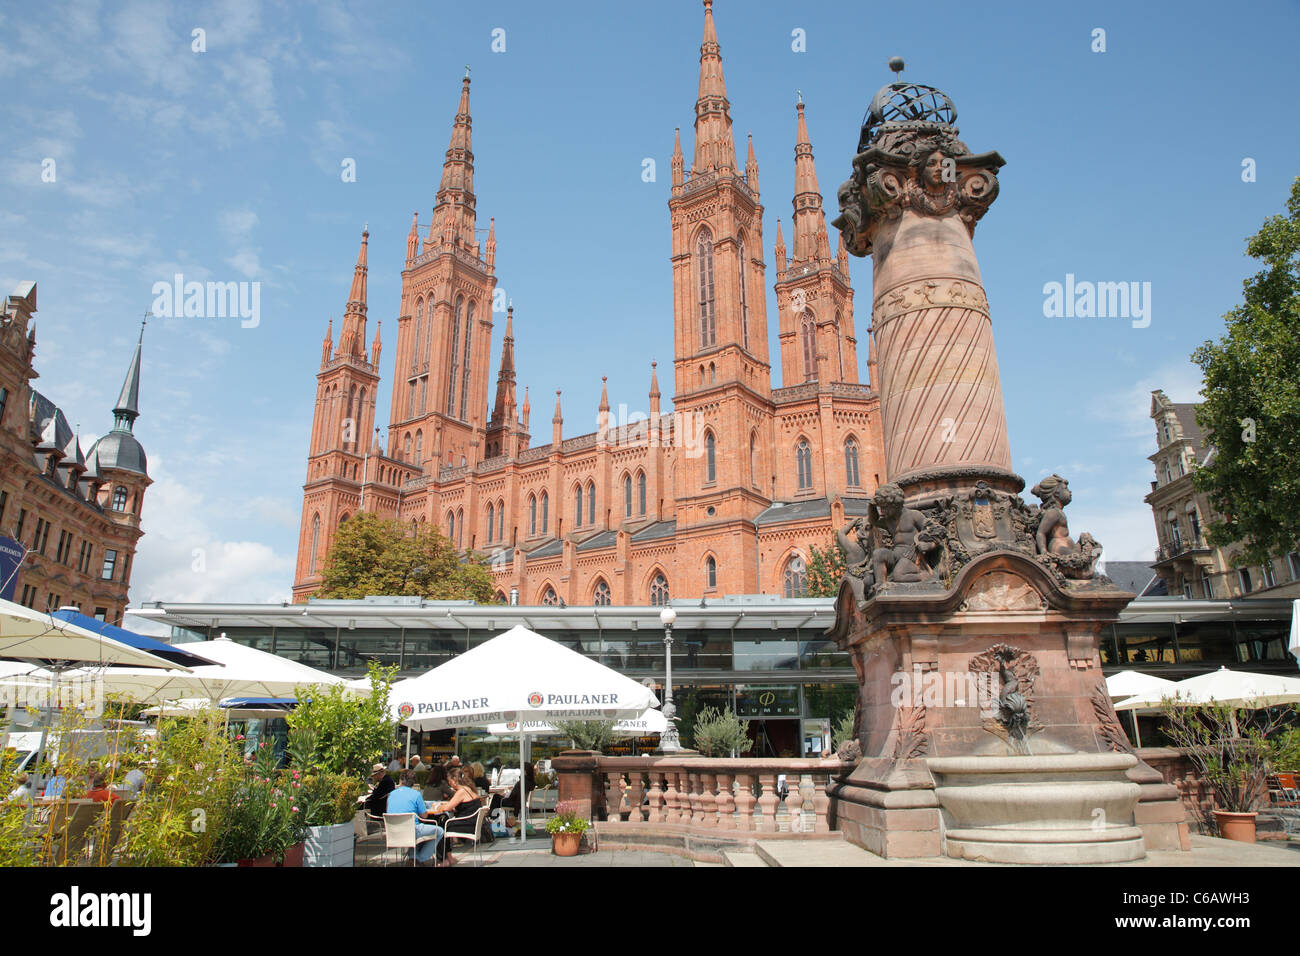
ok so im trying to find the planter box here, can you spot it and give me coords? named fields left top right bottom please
left=304, top=822, right=355, bottom=867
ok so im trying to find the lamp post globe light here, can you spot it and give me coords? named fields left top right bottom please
left=658, top=606, right=680, bottom=752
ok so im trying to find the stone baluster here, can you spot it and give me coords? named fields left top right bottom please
left=687, top=770, right=703, bottom=825
left=646, top=771, right=664, bottom=824
left=756, top=772, right=779, bottom=833
left=604, top=771, right=623, bottom=822
left=698, top=771, right=717, bottom=828
left=811, top=771, right=831, bottom=833
left=784, top=773, right=805, bottom=832
left=627, top=771, right=645, bottom=823
left=661, top=770, right=680, bottom=824
left=733, top=773, right=755, bottom=831
left=714, top=772, right=735, bottom=830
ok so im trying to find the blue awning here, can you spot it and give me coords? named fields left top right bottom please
left=219, top=697, right=299, bottom=710
left=50, top=609, right=216, bottom=668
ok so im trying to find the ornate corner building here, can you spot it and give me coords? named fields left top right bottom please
left=1145, top=389, right=1300, bottom=599
left=292, top=1, right=884, bottom=606
left=0, top=282, right=151, bottom=622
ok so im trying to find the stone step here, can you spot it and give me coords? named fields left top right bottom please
left=722, top=850, right=769, bottom=867
left=755, top=839, right=892, bottom=867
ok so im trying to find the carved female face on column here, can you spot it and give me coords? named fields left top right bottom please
left=923, top=151, right=946, bottom=188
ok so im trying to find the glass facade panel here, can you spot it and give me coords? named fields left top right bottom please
left=1172, top=620, right=1234, bottom=664
left=733, top=635, right=799, bottom=671
left=401, top=629, right=467, bottom=674
left=598, top=636, right=664, bottom=671
left=1114, top=622, right=1176, bottom=665
left=227, top=629, right=274, bottom=654
left=1234, top=621, right=1290, bottom=663
left=734, top=685, right=800, bottom=718
left=273, top=629, right=335, bottom=669
left=335, top=629, right=402, bottom=673
left=673, top=628, right=731, bottom=670
left=802, top=682, right=857, bottom=722
left=800, top=637, right=850, bottom=669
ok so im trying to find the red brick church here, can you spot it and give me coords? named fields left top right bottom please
left=293, top=1, right=884, bottom=606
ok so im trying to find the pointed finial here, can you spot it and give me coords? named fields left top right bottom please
left=796, top=88, right=803, bottom=105
left=464, top=64, right=471, bottom=80
left=363, top=221, right=369, bottom=234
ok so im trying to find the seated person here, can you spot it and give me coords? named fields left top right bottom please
left=86, top=772, right=121, bottom=803
left=500, top=761, right=536, bottom=814
left=386, top=769, right=444, bottom=866
left=42, top=766, right=68, bottom=800
left=8, top=772, right=32, bottom=802
left=363, top=763, right=395, bottom=819
left=469, top=761, right=489, bottom=793
left=431, top=768, right=483, bottom=859
left=423, top=764, right=453, bottom=802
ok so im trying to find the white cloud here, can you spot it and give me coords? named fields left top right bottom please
left=130, top=461, right=294, bottom=604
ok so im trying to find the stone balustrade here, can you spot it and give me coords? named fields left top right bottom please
left=569, top=756, right=846, bottom=835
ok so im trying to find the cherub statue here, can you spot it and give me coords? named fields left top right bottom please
left=1030, top=474, right=1075, bottom=556
left=869, top=483, right=940, bottom=585
left=836, top=516, right=875, bottom=606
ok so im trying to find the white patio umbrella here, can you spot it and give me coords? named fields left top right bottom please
left=394, top=625, right=658, bottom=844
left=1289, top=599, right=1300, bottom=665
left=1114, top=666, right=1300, bottom=711
left=0, top=598, right=183, bottom=670
left=45, top=635, right=343, bottom=704
left=1105, top=670, right=1178, bottom=702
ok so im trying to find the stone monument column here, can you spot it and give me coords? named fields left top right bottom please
left=835, top=80, right=1017, bottom=499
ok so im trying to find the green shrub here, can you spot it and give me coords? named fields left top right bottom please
left=691, top=706, right=753, bottom=757
left=552, top=719, right=617, bottom=753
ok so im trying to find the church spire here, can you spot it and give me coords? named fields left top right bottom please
left=791, top=100, right=825, bottom=264
left=485, top=216, right=497, bottom=268
left=491, top=304, right=516, bottom=425
left=321, top=317, right=334, bottom=367
left=434, top=72, right=477, bottom=250
left=774, top=218, right=787, bottom=274
left=745, top=132, right=759, bottom=193
left=552, top=389, right=563, bottom=446
left=371, top=319, right=382, bottom=369
left=671, top=127, right=684, bottom=193
left=112, top=319, right=145, bottom=432
left=649, top=361, right=660, bottom=417
left=406, top=211, right=419, bottom=262
left=336, top=227, right=369, bottom=359
left=691, top=0, right=736, bottom=174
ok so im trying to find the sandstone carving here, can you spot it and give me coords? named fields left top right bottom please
left=969, top=644, right=1042, bottom=749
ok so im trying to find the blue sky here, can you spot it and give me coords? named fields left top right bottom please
left=3, top=0, right=1297, bottom=605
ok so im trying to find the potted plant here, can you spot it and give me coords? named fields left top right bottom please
left=215, top=741, right=298, bottom=866
left=691, top=706, right=754, bottom=758
left=1160, top=698, right=1294, bottom=843
left=544, top=800, right=591, bottom=857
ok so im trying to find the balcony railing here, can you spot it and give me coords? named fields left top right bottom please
left=1154, top=538, right=1208, bottom=563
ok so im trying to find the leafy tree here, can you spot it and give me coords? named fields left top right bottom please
left=691, top=706, right=753, bottom=757
left=317, top=512, right=494, bottom=601
left=806, top=537, right=847, bottom=597
left=286, top=661, right=397, bottom=779
left=1191, top=176, right=1300, bottom=566
left=552, top=719, right=617, bottom=752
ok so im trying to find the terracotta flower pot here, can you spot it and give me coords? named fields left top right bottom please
left=1212, top=810, right=1257, bottom=844
left=552, top=831, right=582, bottom=857
left=280, top=841, right=305, bottom=867
left=236, top=852, right=277, bottom=867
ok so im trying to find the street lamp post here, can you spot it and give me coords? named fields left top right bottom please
left=658, top=606, right=680, bottom=752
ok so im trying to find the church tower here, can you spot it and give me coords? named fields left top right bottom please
left=669, top=0, right=773, bottom=548
left=389, top=73, right=498, bottom=476
left=773, top=99, right=858, bottom=386
left=293, top=229, right=380, bottom=597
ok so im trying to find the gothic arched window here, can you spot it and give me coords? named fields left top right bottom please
left=587, top=481, right=596, bottom=525
left=447, top=510, right=455, bottom=541
left=650, top=573, right=670, bottom=607
left=801, top=311, right=817, bottom=382
left=738, top=238, right=749, bottom=348
left=309, top=513, right=321, bottom=574
left=624, top=474, right=633, bottom=517
left=783, top=556, right=808, bottom=598
left=749, top=431, right=758, bottom=487
left=498, top=499, right=505, bottom=540
left=706, top=555, right=717, bottom=590
left=705, top=431, right=716, bottom=483
left=414, top=430, right=423, bottom=464
left=456, top=508, right=464, bottom=548
left=460, top=300, right=475, bottom=419
left=541, top=586, right=559, bottom=606
left=574, top=484, right=583, bottom=528
left=403, top=433, right=412, bottom=461
left=796, top=439, right=813, bottom=491
left=447, top=296, right=463, bottom=415
left=593, top=579, right=611, bottom=606
left=413, top=298, right=424, bottom=368
left=486, top=503, right=495, bottom=543
left=845, top=437, right=861, bottom=487
left=541, top=492, right=549, bottom=533
left=697, top=227, right=716, bottom=348
left=638, top=472, right=647, bottom=516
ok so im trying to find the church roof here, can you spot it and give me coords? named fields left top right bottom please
left=631, top=520, right=677, bottom=542
left=527, top=538, right=563, bottom=559
left=576, top=530, right=618, bottom=552
left=755, top=499, right=829, bottom=526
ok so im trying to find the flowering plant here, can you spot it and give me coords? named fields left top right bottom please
left=543, top=800, right=591, bottom=835
left=214, top=740, right=298, bottom=863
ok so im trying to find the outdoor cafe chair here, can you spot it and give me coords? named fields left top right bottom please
left=1269, top=773, right=1300, bottom=836
left=383, top=812, right=438, bottom=867
left=44, top=801, right=104, bottom=865
left=87, top=800, right=134, bottom=865
left=353, top=811, right=386, bottom=865
left=442, top=805, right=490, bottom=867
